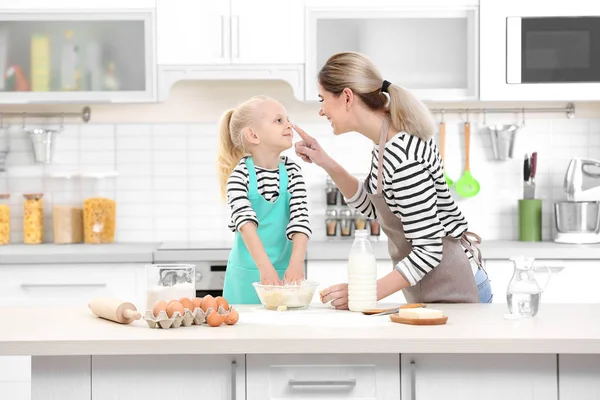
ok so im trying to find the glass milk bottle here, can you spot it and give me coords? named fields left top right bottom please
left=347, top=229, right=377, bottom=312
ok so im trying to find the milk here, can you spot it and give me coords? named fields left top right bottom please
left=347, top=230, right=377, bottom=312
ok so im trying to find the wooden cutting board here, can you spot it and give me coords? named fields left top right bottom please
left=361, top=303, right=426, bottom=315
left=389, top=314, right=448, bottom=325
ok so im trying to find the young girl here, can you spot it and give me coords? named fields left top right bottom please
left=217, top=95, right=312, bottom=304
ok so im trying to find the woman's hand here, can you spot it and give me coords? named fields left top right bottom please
left=293, top=124, right=333, bottom=169
left=320, top=283, right=349, bottom=310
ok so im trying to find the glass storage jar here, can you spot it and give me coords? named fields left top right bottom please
left=325, top=209, right=338, bottom=237
left=340, top=209, right=353, bottom=237
left=81, top=171, right=118, bottom=244
left=49, top=172, right=83, bottom=244
left=23, top=193, right=44, bottom=244
left=354, top=210, right=368, bottom=231
left=325, top=178, right=339, bottom=206
left=0, top=194, right=10, bottom=245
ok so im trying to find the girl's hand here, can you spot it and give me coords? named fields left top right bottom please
left=260, top=267, right=282, bottom=286
left=293, top=124, right=333, bottom=169
left=320, top=283, right=349, bottom=310
left=283, top=263, right=305, bottom=284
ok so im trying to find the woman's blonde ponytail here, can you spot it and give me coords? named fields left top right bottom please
left=387, top=84, right=436, bottom=141
left=217, top=109, right=245, bottom=201
left=318, top=51, right=436, bottom=141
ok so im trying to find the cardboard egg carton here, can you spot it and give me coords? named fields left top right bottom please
left=143, top=306, right=231, bottom=329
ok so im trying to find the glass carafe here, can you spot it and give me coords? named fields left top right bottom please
left=507, top=256, right=551, bottom=317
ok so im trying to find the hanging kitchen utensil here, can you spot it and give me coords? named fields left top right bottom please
left=530, top=152, right=537, bottom=198
left=439, top=118, right=454, bottom=187
left=455, top=118, right=480, bottom=198
left=523, top=153, right=534, bottom=199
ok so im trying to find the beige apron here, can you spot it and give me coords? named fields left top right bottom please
left=366, top=121, right=483, bottom=303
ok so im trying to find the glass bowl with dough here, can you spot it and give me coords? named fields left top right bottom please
left=252, top=280, right=319, bottom=310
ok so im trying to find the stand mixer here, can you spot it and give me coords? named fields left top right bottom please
left=554, top=158, right=600, bottom=244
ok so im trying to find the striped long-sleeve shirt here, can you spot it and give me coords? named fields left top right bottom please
left=226, top=156, right=312, bottom=240
left=345, top=132, right=473, bottom=286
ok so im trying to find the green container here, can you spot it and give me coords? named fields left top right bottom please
left=518, top=199, right=542, bottom=242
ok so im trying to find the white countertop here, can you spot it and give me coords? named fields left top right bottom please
left=2, top=303, right=600, bottom=356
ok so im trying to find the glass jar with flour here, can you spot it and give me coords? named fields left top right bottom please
left=145, top=264, right=196, bottom=311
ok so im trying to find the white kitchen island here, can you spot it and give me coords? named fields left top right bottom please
left=1, top=303, right=600, bottom=400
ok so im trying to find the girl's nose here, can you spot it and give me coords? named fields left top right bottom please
left=318, top=108, right=325, bottom=117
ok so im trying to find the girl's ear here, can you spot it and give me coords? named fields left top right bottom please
left=243, top=127, right=260, bottom=145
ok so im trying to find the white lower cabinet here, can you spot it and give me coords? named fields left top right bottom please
left=0, top=263, right=146, bottom=400
left=246, top=354, right=400, bottom=400
left=559, top=355, right=600, bottom=400
left=401, top=354, right=558, bottom=400
left=484, top=259, right=600, bottom=305
left=91, top=355, right=245, bottom=400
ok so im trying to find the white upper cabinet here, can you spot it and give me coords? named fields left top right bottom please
left=157, top=0, right=305, bottom=65
left=230, top=0, right=305, bottom=65
left=157, top=2, right=230, bottom=65
left=304, top=2, right=478, bottom=102
left=0, top=6, right=156, bottom=104
left=1, top=0, right=156, bottom=10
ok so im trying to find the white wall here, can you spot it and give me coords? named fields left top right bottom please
left=1, top=80, right=599, bottom=244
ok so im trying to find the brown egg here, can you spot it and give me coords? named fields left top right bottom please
left=152, top=300, right=168, bottom=318
left=206, top=310, right=225, bottom=327
left=224, top=309, right=239, bottom=325
left=201, top=295, right=217, bottom=313
left=168, top=299, right=179, bottom=305
left=191, top=297, right=203, bottom=310
left=216, top=296, right=229, bottom=311
left=166, top=301, right=184, bottom=318
left=179, top=297, right=194, bottom=311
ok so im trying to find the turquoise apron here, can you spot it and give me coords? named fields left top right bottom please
left=222, top=157, right=293, bottom=304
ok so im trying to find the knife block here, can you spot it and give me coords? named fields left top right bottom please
left=518, top=199, right=542, bottom=241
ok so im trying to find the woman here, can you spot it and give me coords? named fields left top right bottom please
left=294, top=51, right=493, bottom=309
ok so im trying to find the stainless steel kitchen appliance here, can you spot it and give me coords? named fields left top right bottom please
left=554, top=158, right=600, bottom=244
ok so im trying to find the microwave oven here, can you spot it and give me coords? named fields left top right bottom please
left=480, top=0, right=600, bottom=101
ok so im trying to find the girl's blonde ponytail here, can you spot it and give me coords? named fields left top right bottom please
left=217, top=109, right=245, bottom=201
left=216, top=95, right=272, bottom=201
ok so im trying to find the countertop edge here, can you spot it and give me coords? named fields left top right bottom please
left=2, top=240, right=600, bottom=265
left=2, top=339, right=600, bottom=356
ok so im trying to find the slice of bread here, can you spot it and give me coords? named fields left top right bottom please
left=397, top=308, right=444, bottom=319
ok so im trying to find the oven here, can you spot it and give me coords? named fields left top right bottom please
left=480, top=0, right=600, bottom=101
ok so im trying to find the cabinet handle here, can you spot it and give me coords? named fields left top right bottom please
left=288, top=379, right=356, bottom=387
left=220, top=15, right=226, bottom=58
left=231, top=360, right=237, bottom=400
left=410, top=360, right=416, bottom=400
left=21, top=283, right=107, bottom=289
left=232, top=15, right=240, bottom=59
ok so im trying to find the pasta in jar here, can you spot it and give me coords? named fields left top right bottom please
left=0, top=194, right=10, bottom=245
left=23, top=194, right=44, bottom=244
left=83, top=197, right=116, bottom=244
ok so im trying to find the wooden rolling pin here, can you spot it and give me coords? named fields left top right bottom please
left=88, top=297, right=142, bottom=324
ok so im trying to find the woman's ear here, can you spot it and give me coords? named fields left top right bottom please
left=342, top=88, right=354, bottom=111
left=243, top=127, right=260, bottom=145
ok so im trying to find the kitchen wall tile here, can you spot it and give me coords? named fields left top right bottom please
left=1, top=117, right=596, bottom=244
